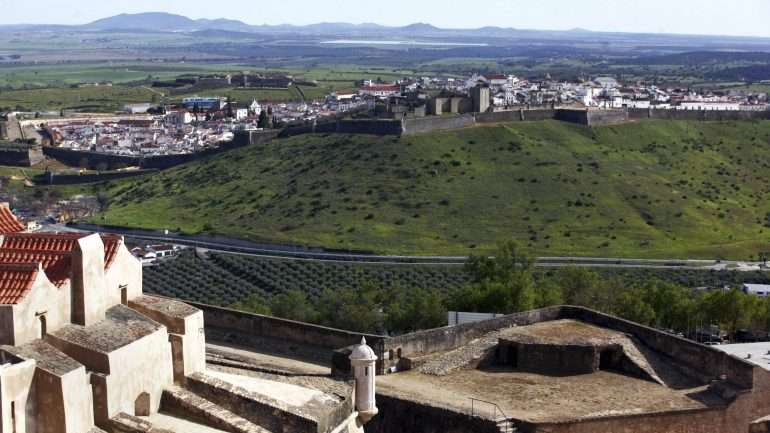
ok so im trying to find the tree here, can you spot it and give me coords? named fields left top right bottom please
left=258, top=110, right=269, bottom=129
left=385, top=286, right=446, bottom=334
left=231, top=294, right=271, bottom=316
left=270, top=289, right=317, bottom=323
left=455, top=240, right=536, bottom=314
left=314, top=284, right=384, bottom=334
left=555, top=267, right=600, bottom=306
left=616, top=291, right=656, bottom=326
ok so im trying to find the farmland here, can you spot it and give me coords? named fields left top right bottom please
left=141, top=249, right=770, bottom=319
left=143, top=250, right=470, bottom=306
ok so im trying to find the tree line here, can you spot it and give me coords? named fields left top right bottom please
left=231, top=240, right=770, bottom=338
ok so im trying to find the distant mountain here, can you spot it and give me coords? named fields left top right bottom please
left=85, top=12, right=200, bottom=31
left=3, top=12, right=768, bottom=43
left=84, top=12, right=254, bottom=32
left=195, top=18, right=255, bottom=33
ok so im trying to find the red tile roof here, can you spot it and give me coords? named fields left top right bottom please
left=0, top=233, right=125, bottom=299
left=0, top=250, right=70, bottom=287
left=0, top=204, right=25, bottom=234
left=0, top=233, right=122, bottom=270
left=0, top=263, right=39, bottom=305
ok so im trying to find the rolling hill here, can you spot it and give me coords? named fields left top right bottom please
left=90, top=120, right=770, bottom=259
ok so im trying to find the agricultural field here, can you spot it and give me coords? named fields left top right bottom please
left=0, top=85, right=158, bottom=112
left=89, top=119, right=770, bottom=259
left=143, top=250, right=470, bottom=306
left=141, top=249, right=770, bottom=310
left=0, top=63, right=411, bottom=110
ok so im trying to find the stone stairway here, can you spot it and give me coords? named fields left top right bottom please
left=496, top=419, right=517, bottom=433
left=161, top=386, right=272, bottom=433
left=108, top=412, right=175, bottom=433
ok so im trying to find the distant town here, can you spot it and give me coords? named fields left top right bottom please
left=2, top=72, right=768, bottom=158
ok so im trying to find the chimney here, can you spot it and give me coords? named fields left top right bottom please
left=71, top=234, right=106, bottom=326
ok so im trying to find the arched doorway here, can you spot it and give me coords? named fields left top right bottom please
left=134, top=392, right=150, bottom=416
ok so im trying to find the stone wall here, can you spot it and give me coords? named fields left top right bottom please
left=629, top=108, right=770, bottom=122
left=336, top=120, right=403, bottom=135
left=186, top=373, right=320, bottom=433
left=519, top=406, right=735, bottom=433
left=187, top=302, right=387, bottom=362
left=563, top=306, right=755, bottom=389
left=0, top=144, right=43, bottom=167
left=402, top=115, right=476, bottom=135
left=35, top=169, right=158, bottom=185
left=383, top=307, right=563, bottom=370
left=365, top=394, right=499, bottom=433
left=555, top=109, right=629, bottom=126
left=42, top=130, right=279, bottom=171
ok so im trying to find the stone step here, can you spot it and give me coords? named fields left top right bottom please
left=161, top=386, right=272, bottom=433
left=108, top=412, right=175, bottom=433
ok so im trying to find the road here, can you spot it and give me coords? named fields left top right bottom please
left=60, top=223, right=765, bottom=271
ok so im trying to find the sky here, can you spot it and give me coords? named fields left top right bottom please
left=0, top=0, right=769, bottom=38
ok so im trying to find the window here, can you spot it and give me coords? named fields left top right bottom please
left=364, top=367, right=368, bottom=377
left=120, top=284, right=128, bottom=305
left=39, top=315, right=47, bottom=339
left=11, top=401, right=17, bottom=433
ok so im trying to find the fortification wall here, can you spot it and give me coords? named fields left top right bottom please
left=0, top=146, right=42, bottom=167
left=520, top=406, right=736, bottom=433
left=365, top=393, right=499, bottom=433
left=402, top=114, right=475, bottom=135
left=587, top=109, right=629, bottom=126
left=336, top=119, right=403, bottom=135
left=629, top=109, right=770, bottom=122
left=563, top=306, right=755, bottom=389
left=384, top=307, right=562, bottom=360
left=35, top=169, right=158, bottom=185
left=42, top=130, right=279, bottom=171
left=42, top=147, right=141, bottom=170
left=186, top=301, right=387, bottom=360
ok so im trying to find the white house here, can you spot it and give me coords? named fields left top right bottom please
left=743, top=284, right=770, bottom=297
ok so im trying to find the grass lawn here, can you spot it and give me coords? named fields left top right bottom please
left=84, top=119, right=770, bottom=260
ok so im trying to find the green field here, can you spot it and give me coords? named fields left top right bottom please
left=88, top=119, right=770, bottom=259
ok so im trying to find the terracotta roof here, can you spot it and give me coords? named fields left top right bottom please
left=0, top=233, right=124, bottom=292
left=0, top=250, right=71, bottom=287
left=0, top=263, right=40, bottom=305
left=0, top=204, right=25, bottom=234
left=0, top=233, right=123, bottom=270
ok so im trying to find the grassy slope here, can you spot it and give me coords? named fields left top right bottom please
left=91, top=120, right=770, bottom=259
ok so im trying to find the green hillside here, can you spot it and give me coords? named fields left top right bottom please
left=91, top=120, right=770, bottom=259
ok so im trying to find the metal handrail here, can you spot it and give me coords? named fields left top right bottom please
left=470, top=398, right=513, bottom=432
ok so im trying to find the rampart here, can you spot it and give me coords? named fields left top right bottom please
left=0, top=143, right=43, bottom=167
left=365, top=394, right=499, bottom=433
left=34, top=169, right=158, bottom=185
left=185, top=301, right=387, bottom=363
left=42, top=130, right=279, bottom=171
left=402, top=114, right=476, bottom=135
left=629, top=108, right=770, bottom=122
left=561, top=306, right=756, bottom=389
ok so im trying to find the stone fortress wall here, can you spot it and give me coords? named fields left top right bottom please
left=188, top=302, right=770, bottom=433
left=10, top=108, right=770, bottom=170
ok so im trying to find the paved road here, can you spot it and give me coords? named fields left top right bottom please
left=61, top=223, right=766, bottom=271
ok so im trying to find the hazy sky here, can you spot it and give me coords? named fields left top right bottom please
left=1, top=0, right=769, bottom=37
